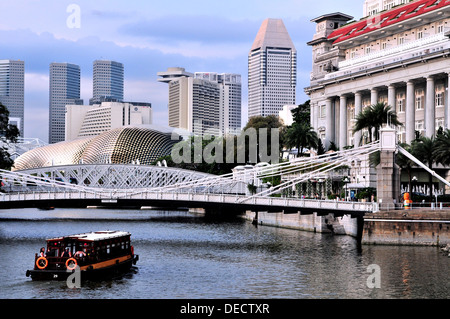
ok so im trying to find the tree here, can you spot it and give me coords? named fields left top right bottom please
left=0, top=103, right=20, bottom=170
left=285, top=101, right=319, bottom=157
left=285, top=122, right=319, bottom=157
left=243, top=115, right=284, bottom=163
left=433, top=128, right=450, bottom=166
left=353, top=102, right=402, bottom=143
left=411, top=136, right=437, bottom=197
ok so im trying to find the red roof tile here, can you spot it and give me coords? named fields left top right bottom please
left=328, top=0, right=450, bottom=44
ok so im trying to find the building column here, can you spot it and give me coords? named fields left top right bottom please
left=388, top=85, right=396, bottom=110
left=339, top=95, right=347, bottom=150
left=371, top=88, right=378, bottom=105
left=314, top=102, right=319, bottom=131
left=406, top=80, right=416, bottom=144
left=325, top=97, right=334, bottom=149
left=310, top=103, right=315, bottom=129
left=354, top=92, right=362, bottom=147
left=425, top=76, right=435, bottom=138
left=447, top=73, right=450, bottom=130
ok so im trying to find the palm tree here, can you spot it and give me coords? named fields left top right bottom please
left=411, top=136, right=436, bottom=197
left=353, top=102, right=402, bottom=143
left=433, top=128, right=450, bottom=166
left=285, top=122, right=319, bottom=157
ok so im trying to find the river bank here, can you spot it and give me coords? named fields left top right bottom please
left=242, top=209, right=450, bottom=247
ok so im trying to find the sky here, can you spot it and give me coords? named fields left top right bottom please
left=0, top=0, right=364, bottom=142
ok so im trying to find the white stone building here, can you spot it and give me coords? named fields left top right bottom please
left=305, top=0, right=450, bottom=191
left=65, top=101, right=152, bottom=141
left=306, top=1, right=450, bottom=150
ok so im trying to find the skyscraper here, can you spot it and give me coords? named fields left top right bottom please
left=195, top=72, right=242, bottom=134
left=248, top=18, right=297, bottom=119
left=90, top=60, right=124, bottom=105
left=0, top=60, right=25, bottom=136
left=158, top=67, right=241, bottom=136
left=49, top=62, right=83, bottom=144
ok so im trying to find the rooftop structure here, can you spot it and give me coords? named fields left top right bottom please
left=65, top=100, right=152, bottom=141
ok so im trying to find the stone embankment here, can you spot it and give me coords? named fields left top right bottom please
left=243, top=209, right=450, bottom=246
left=363, top=210, right=450, bottom=246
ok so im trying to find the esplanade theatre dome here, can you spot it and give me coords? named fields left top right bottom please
left=13, top=125, right=188, bottom=171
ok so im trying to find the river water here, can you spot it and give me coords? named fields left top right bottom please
left=0, top=208, right=448, bottom=300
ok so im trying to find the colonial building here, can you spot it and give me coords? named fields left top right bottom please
left=305, top=0, right=450, bottom=152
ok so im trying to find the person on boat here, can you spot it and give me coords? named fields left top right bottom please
left=46, top=248, right=56, bottom=257
left=39, top=247, right=46, bottom=257
left=74, top=250, right=86, bottom=258
left=61, top=248, right=72, bottom=258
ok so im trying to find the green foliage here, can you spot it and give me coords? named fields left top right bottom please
left=284, top=100, right=319, bottom=157
left=353, top=102, right=402, bottom=143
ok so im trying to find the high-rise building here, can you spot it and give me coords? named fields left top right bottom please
left=49, top=62, right=83, bottom=144
left=248, top=18, right=297, bottom=119
left=158, top=67, right=241, bottom=136
left=0, top=60, right=25, bottom=136
left=90, top=60, right=124, bottom=105
left=195, top=72, right=242, bottom=134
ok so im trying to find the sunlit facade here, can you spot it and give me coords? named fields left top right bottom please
left=306, top=0, right=450, bottom=150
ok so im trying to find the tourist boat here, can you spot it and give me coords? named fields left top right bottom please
left=26, top=230, right=139, bottom=281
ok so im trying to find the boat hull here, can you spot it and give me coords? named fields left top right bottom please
left=26, top=254, right=139, bottom=281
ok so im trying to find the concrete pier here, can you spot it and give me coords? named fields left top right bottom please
left=243, top=209, right=450, bottom=247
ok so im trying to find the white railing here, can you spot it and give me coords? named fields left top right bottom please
left=324, top=32, right=449, bottom=81
left=0, top=190, right=378, bottom=213
left=339, top=32, right=447, bottom=68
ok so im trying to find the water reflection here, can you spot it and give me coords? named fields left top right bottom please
left=0, top=208, right=448, bottom=299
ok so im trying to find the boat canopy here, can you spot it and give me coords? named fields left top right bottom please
left=47, top=231, right=131, bottom=242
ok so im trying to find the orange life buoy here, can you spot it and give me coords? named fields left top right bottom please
left=65, top=258, right=78, bottom=270
left=36, top=257, right=48, bottom=269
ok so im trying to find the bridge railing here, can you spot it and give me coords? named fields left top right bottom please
left=0, top=190, right=378, bottom=213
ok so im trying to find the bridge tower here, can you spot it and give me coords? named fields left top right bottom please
left=377, top=127, right=401, bottom=210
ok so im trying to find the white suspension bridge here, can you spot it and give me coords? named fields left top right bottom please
left=1, top=135, right=448, bottom=218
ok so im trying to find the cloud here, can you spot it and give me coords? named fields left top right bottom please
left=119, top=15, right=260, bottom=45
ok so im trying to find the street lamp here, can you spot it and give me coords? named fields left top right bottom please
left=343, top=177, right=349, bottom=201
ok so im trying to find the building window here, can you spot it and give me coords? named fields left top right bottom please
left=415, top=120, right=424, bottom=133
left=397, top=126, right=405, bottom=144
left=319, top=105, right=326, bottom=118
left=436, top=92, right=444, bottom=107
left=397, top=98, right=405, bottom=113
left=415, top=89, right=424, bottom=110
left=417, top=31, right=424, bottom=40
left=436, top=118, right=444, bottom=131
